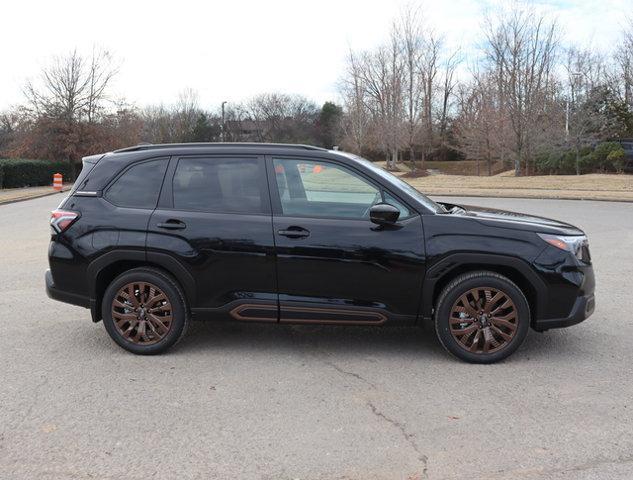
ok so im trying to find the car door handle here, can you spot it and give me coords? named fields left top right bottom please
left=157, top=219, right=186, bottom=230
left=277, top=227, right=310, bottom=238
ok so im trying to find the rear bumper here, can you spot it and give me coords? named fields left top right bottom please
left=45, top=269, right=90, bottom=308
left=533, top=292, right=595, bottom=331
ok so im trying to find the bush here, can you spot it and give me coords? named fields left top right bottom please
left=607, top=148, right=626, bottom=172
left=581, top=142, right=624, bottom=172
left=0, top=159, right=73, bottom=189
left=534, top=149, right=581, bottom=175
left=534, top=152, right=560, bottom=174
left=534, top=142, right=626, bottom=175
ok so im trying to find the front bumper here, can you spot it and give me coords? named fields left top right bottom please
left=533, top=292, right=595, bottom=331
left=531, top=241, right=596, bottom=331
left=45, top=269, right=90, bottom=308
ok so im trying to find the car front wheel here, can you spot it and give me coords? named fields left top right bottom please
left=435, top=271, right=530, bottom=363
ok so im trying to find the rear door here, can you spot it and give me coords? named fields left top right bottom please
left=268, top=156, right=426, bottom=324
left=101, top=158, right=170, bottom=252
left=147, top=155, right=278, bottom=321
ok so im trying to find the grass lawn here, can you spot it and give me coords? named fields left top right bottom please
left=299, top=161, right=633, bottom=202
left=374, top=160, right=505, bottom=176
left=404, top=173, right=633, bottom=201
left=425, top=160, right=506, bottom=176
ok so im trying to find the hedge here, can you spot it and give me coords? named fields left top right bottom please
left=0, top=159, right=74, bottom=189
left=534, top=142, right=627, bottom=175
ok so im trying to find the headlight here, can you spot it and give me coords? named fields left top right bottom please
left=537, top=233, right=590, bottom=262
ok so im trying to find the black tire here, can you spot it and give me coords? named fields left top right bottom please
left=434, top=271, right=530, bottom=364
left=101, top=267, right=189, bottom=355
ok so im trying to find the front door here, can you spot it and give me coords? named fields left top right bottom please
left=268, top=156, right=426, bottom=325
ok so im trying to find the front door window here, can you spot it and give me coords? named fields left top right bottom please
left=273, top=159, right=380, bottom=219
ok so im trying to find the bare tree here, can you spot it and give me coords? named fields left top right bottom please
left=0, top=109, right=23, bottom=153
left=565, top=48, right=620, bottom=174
left=438, top=48, right=462, bottom=155
left=354, top=34, right=405, bottom=169
left=24, top=48, right=117, bottom=123
left=483, top=6, right=560, bottom=175
left=141, top=104, right=178, bottom=143
left=611, top=18, right=633, bottom=109
left=419, top=33, right=441, bottom=166
left=566, top=47, right=607, bottom=96
left=455, top=73, right=500, bottom=175
left=340, top=51, right=371, bottom=154
left=141, top=89, right=204, bottom=143
left=22, top=48, right=118, bottom=175
left=85, top=48, right=118, bottom=123
left=24, top=50, right=88, bottom=121
left=396, top=6, right=425, bottom=170
left=174, top=88, right=201, bottom=141
left=245, top=93, right=318, bottom=143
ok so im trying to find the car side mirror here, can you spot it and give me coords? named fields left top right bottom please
left=369, top=203, right=400, bottom=226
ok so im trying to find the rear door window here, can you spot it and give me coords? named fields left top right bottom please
left=172, top=157, right=266, bottom=214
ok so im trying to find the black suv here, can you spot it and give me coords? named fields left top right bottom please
left=46, top=143, right=595, bottom=363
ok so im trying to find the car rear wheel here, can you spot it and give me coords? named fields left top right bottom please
left=101, top=267, right=189, bottom=355
left=434, top=271, right=530, bottom=363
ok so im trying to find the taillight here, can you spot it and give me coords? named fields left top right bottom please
left=50, top=209, right=79, bottom=233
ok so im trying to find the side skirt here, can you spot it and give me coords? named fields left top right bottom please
left=192, top=301, right=417, bottom=326
left=279, top=305, right=387, bottom=325
left=192, top=300, right=277, bottom=323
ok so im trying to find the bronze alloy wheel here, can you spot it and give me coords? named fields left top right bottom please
left=111, top=282, right=173, bottom=345
left=449, top=287, right=518, bottom=354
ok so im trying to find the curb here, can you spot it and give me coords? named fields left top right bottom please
left=428, top=193, right=633, bottom=203
left=0, top=187, right=71, bottom=206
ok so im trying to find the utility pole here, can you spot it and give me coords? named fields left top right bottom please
left=221, top=101, right=227, bottom=142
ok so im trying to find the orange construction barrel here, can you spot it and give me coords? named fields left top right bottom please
left=53, top=173, right=63, bottom=192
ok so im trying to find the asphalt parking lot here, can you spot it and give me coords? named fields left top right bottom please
left=1, top=194, right=632, bottom=480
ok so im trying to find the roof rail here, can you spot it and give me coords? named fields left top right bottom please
left=113, top=142, right=328, bottom=153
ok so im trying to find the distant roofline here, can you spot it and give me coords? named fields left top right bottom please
left=113, top=142, right=328, bottom=154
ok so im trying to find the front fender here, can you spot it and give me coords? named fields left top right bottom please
left=420, top=252, right=548, bottom=321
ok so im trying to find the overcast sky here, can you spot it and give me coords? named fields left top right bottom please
left=1, top=0, right=631, bottom=111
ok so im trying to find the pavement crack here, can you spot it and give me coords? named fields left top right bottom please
left=323, top=360, right=376, bottom=389
left=288, top=327, right=377, bottom=389
left=367, top=401, right=428, bottom=478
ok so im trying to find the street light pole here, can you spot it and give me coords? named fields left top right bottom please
left=565, top=97, right=570, bottom=140
left=221, top=101, right=227, bottom=142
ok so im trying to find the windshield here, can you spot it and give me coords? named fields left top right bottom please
left=338, top=152, right=446, bottom=214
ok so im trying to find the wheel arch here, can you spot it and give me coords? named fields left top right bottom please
left=87, top=250, right=195, bottom=322
left=421, top=253, right=547, bottom=326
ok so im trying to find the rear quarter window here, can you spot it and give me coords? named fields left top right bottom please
left=104, top=159, right=168, bottom=209
left=71, top=158, right=99, bottom=193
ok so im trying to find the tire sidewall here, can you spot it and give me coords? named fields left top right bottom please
left=101, top=269, right=186, bottom=355
left=435, top=274, right=530, bottom=363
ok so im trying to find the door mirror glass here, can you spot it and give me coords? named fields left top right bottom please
left=369, top=203, right=400, bottom=225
